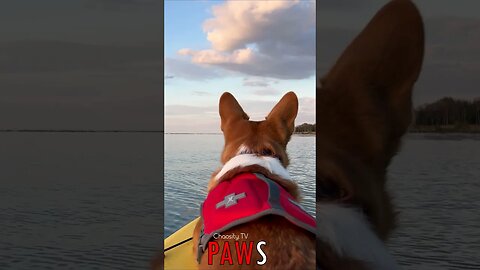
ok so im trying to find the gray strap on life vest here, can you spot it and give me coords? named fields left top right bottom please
left=197, top=225, right=211, bottom=263
left=197, top=202, right=213, bottom=263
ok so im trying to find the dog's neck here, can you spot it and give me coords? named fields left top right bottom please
left=215, top=154, right=291, bottom=182
left=211, top=154, right=300, bottom=198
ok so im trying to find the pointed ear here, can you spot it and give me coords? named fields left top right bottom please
left=266, top=91, right=299, bottom=141
left=318, top=0, right=424, bottom=167
left=219, top=92, right=249, bottom=131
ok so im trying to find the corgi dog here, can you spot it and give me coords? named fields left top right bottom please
left=193, top=91, right=316, bottom=270
left=316, top=0, right=424, bottom=269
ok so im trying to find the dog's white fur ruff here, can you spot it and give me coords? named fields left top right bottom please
left=317, top=204, right=399, bottom=270
left=214, top=153, right=291, bottom=182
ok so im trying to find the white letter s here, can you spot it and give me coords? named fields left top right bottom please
left=256, top=241, right=267, bottom=265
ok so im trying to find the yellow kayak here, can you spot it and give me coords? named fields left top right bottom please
left=164, top=218, right=199, bottom=270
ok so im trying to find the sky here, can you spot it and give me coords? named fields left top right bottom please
left=0, top=0, right=163, bottom=130
left=318, top=0, right=480, bottom=106
left=1, top=0, right=479, bottom=131
left=165, top=0, right=316, bottom=133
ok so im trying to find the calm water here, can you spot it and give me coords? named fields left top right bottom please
left=388, top=133, right=480, bottom=269
left=166, top=133, right=480, bottom=270
left=1, top=133, right=479, bottom=269
left=164, top=134, right=316, bottom=237
left=0, top=133, right=163, bottom=270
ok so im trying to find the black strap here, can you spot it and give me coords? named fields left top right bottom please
left=164, top=237, right=193, bottom=253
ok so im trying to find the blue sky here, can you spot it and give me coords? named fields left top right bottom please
left=165, top=0, right=316, bottom=133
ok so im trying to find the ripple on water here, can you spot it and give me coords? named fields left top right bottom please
left=388, top=134, right=480, bottom=269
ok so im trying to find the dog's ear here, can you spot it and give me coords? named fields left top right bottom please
left=219, top=92, right=249, bottom=131
left=318, top=0, right=424, bottom=169
left=266, top=91, right=299, bottom=143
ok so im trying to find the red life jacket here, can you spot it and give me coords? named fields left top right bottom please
left=197, top=172, right=316, bottom=263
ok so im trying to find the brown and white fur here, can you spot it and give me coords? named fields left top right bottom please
left=316, top=0, right=424, bottom=269
left=193, top=91, right=316, bottom=270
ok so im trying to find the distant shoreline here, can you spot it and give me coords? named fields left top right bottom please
left=293, top=132, right=315, bottom=136
left=409, top=125, right=480, bottom=133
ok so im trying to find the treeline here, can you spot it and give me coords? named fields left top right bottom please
left=414, top=97, right=480, bottom=125
left=293, top=97, right=480, bottom=134
left=295, top=123, right=316, bottom=133
left=413, top=97, right=480, bottom=132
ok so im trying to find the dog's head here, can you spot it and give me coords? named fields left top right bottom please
left=218, top=92, right=298, bottom=168
left=317, top=0, right=424, bottom=240
left=206, top=92, right=299, bottom=195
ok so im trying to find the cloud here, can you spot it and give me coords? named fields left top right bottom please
left=252, top=89, right=280, bottom=96
left=192, top=91, right=212, bottom=96
left=297, top=97, right=316, bottom=124
left=165, top=57, right=220, bottom=80
left=179, top=48, right=253, bottom=65
left=165, top=75, right=174, bottom=79
left=222, top=98, right=313, bottom=122
left=243, top=77, right=278, bottom=87
left=179, top=0, right=315, bottom=79
left=164, top=96, right=315, bottom=133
